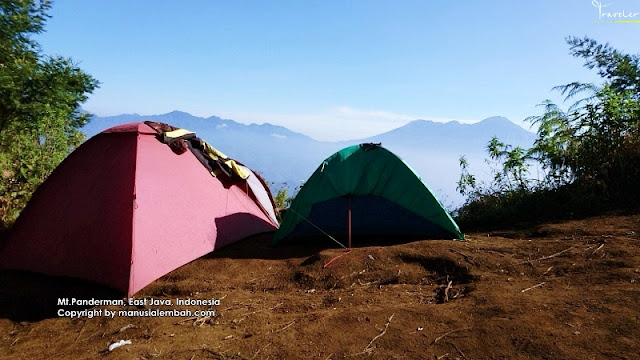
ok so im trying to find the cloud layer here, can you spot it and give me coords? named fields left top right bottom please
left=216, top=106, right=479, bottom=141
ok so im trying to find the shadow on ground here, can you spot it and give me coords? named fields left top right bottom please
left=0, top=270, right=121, bottom=322
left=211, top=232, right=452, bottom=260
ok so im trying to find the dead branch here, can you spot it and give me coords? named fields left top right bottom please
left=521, top=282, right=545, bottom=293
left=431, top=327, right=472, bottom=345
left=363, top=314, right=394, bottom=352
left=443, top=281, right=453, bottom=302
left=451, top=287, right=465, bottom=300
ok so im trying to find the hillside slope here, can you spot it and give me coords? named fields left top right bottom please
left=1, top=213, right=639, bottom=359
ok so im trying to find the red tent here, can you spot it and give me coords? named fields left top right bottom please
left=0, top=123, right=278, bottom=296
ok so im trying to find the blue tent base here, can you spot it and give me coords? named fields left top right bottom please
left=282, top=195, right=457, bottom=246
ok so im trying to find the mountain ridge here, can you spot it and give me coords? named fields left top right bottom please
left=83, top=111, right=533, bottom=143
left=82, top=111, right=536, bottom=207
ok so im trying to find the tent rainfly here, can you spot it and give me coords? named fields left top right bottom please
left=272, top=143, right=463, bottom=245
left=0, top=122, right=279, bottom=296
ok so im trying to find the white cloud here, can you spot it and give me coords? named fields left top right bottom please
left=333, top=106, right=415, bottom=122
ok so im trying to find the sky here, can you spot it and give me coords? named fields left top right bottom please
left=38, top=0, right=640, bottom=141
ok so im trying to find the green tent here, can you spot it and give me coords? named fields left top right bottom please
left=272, top=143, right=463, bottom=245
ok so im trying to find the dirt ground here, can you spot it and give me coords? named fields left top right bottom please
left=1, top=213, right=639, bottom=359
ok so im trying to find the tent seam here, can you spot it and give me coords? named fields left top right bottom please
left=128, top=132, right=140, bottom=297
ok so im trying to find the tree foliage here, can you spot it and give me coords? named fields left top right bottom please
left=457, top=37, right=640, bottom=229
left=528, top=37, right=640, bottom=194
left=0, top=0, right=99, bottom=228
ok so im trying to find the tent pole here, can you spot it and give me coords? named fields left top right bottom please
left=348, top=195, right=352, bottom=250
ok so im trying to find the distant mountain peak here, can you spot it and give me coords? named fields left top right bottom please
left=402, top=119, right=433, bottom=128
left=473, top=116, right=531, bottom=132
left=477, top=116, right=511, bottom=125
left=406, top=119, right=462, bottom=127
left=167, top=110, right=192, bottom=116
left=82, top=110, right=536, bottom=209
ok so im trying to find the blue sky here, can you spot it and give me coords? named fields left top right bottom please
left=39, top=0, right=640, bottom=141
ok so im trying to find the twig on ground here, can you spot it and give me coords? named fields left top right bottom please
left=541, top=266, right=554, bottom=277
left=238, top=302, right=283, bottom=318
left=451, top=287, right=465, bottom=300
left=584, top=243, right=598, bottom=251
left=201, top=347, right=224, bottom=357
left=357, top=279, right=380, bottom=286
left=239, top=308, right=263, bottom=317
left=593, top=243, right=605, bottom=254
left=450, top=342, right=469, bottom=360
left=535, top=247, right=575, bottom=261
left=517, top=246, right=575, bottom=265
left=222, top=304, right=242, bottom=311
left=275, top=319, right=296, bottom=333
left=443, top=281, right=453, bottom=302
left=76, top=321, right=87, bottom=342
left=521, top=282, right=545, bottom=293
left=431, top=327, right=472, bottom=345
left=251, top=343, right=272, bottom=359
left=177, top=316, right=198, bottom=325
left=194, top=315, right=212, bottom=327
left=362, top=314, right=394, bottom=352
left=449, top=249, right=479, bottom=265
left=115, top=324, right=136, bottom=334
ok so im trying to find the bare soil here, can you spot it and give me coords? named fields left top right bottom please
left=1, top=213, right=639, bottom=359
